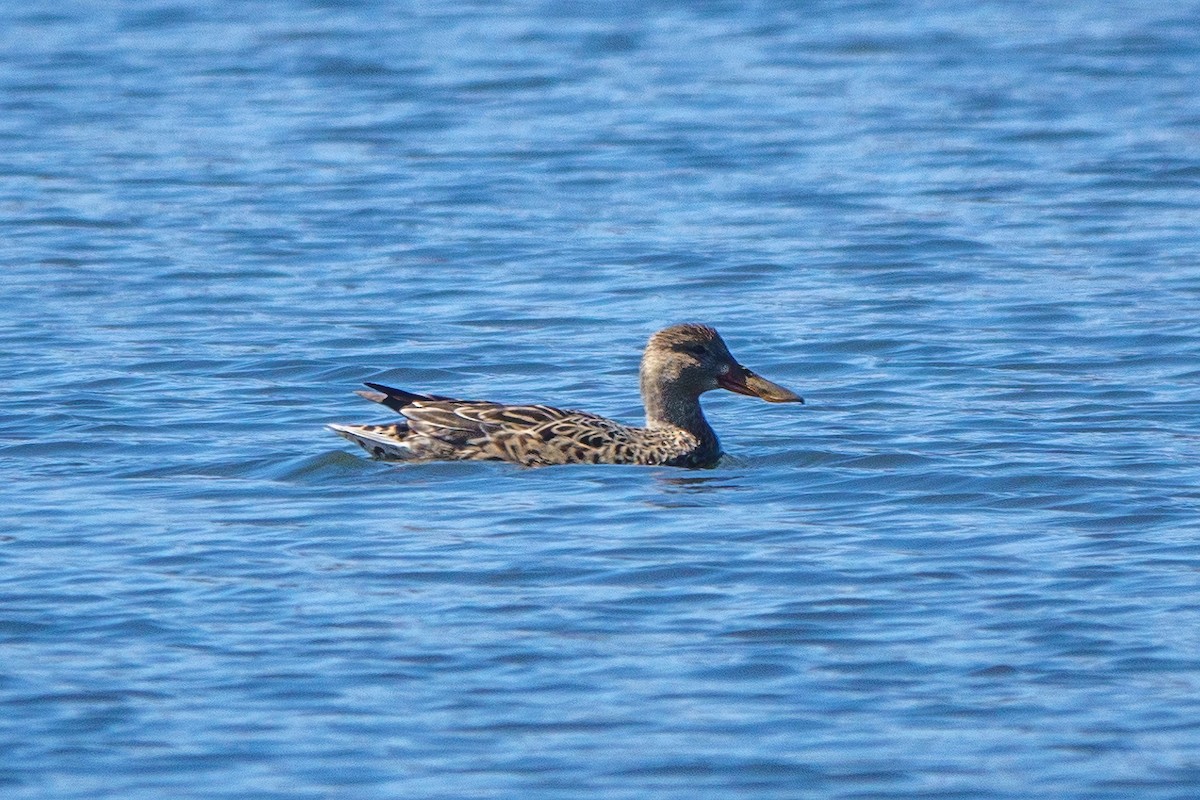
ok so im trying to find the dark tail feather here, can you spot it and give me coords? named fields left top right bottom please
left=360, top=382, right=453, bottom=413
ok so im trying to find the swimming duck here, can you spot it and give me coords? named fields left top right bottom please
left=329, top=323, right=802, bottom=468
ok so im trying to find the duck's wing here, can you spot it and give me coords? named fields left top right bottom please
left=405, top=399, right=594, bottom=440
left=345, top=382, right=646, bottom=465
left=410, top=399, right=640, bottom=465
left=359, top=382, right=457, bottom=414
left=358, top=383, right=595, bottom=433
left=489, top=406, right=645, bottom=465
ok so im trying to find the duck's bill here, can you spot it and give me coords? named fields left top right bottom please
left=718, top=367, right=804, bottom=404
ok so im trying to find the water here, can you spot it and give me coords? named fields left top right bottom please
left=3, top=0, right=1200, bottom=797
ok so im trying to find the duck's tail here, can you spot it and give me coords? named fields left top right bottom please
left=327, top=422, right=414, bottom=460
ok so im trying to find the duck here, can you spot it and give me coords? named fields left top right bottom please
left=329, top=323, right=803, bottom=468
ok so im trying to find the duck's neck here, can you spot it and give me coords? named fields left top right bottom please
left=641, top=375, right=716, bottom=441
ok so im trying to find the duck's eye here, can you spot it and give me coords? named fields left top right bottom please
left=680, top=343, right=708, bottom=356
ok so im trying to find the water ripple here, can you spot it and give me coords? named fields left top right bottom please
left=2, top=1, right=1200, bottom=799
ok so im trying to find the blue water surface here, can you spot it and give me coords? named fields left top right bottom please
left=3, top=1, right=1200, bottom=798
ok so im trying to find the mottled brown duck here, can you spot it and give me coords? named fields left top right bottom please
left=329, top=323, right=802, bottom=468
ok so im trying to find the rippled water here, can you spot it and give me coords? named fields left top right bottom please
left=3, top=1, right=1200, bottom=797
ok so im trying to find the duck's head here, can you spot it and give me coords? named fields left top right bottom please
left=640, top=323, right=804, bottom=405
